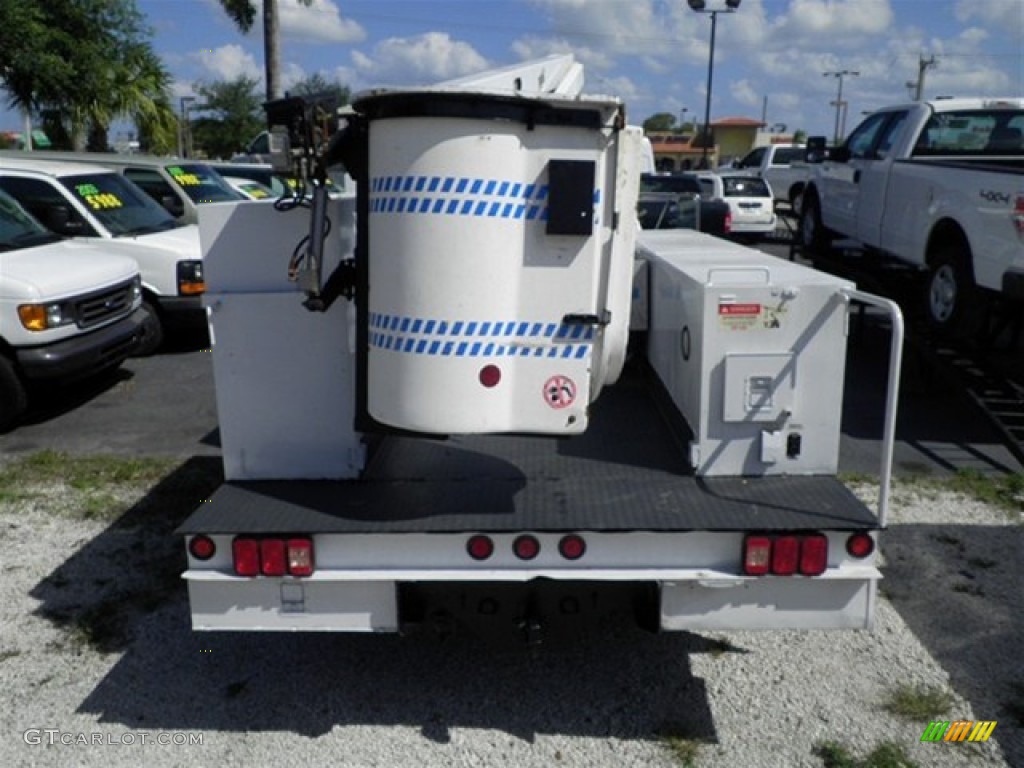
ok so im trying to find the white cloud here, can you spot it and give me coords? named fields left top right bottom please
left=511, top=36, right=613, bottom=71
left=349, top=33, right=489, bottom=85
left=191, top=44, right=262, bottom=83
left=783, top=0, right=894, bottom=36
left=275, top=0, right=365, bottom=45
left=955, top=0, right=1024, bottom=34
left=729, top=79, right=761, bottom=108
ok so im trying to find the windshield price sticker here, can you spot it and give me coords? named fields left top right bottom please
left=75, top=184, right=123, bottom=210
left=168, top=167, right=201, bottom=187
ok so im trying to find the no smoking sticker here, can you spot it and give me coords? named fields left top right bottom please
left=544, top=375, right=577, bottom=409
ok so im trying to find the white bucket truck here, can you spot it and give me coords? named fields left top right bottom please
left=0, top=188, right=143, bottom=431
left=0, top=157, right=205, bottom=354
left=178, top=57, right=903, bottom=640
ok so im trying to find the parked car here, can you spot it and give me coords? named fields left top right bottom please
left=0, top=157, right=206, bottom=354
left=206, top=161, right=351, bottom=200
left=638, top=191, right=698, bottom=230
left=0, top=187, right=144, bottom=430
left=639, top=173, right=731, bottom=236
left=694, top=171, right=777, bottom=240
left=0, top=150, right=244, bottom=224
left=728, top=143, right=809, bottom=208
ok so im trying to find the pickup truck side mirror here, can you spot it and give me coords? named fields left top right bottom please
left=829, top=146, right=852, bottom=163
left=44, top=204, right=86, bottom=235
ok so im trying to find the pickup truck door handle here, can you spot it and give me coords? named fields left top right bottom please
left=853, top=170, right=861, bottom=183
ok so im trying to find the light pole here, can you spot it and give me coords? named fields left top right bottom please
left=687, top=0, right=741, bottom=169
left=179, top=96, right=196, bottom=158
left=823, top=70, right=859, bottom=145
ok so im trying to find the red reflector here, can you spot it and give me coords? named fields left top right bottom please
left=188, top=535, right=216, bottom=561
left=846, top=532, right=874, bottom=558
left=287, top=537, right=314, bottom=576
left=558, top=534, right=586, bottom=560
left=771, top=535, right=799, bottom=575
left=513, top=534, right=540, bottom=561
left=799, top=534, right=829, bottom=576
left=232, top=537, right=260, bottom=577
left=479, top=365, right=501, bottom=388
left=467, top=535, right=494, bottom=561
left=743, top=535, right=771, bottom=576
left=261, top=539, right=287, bottom=576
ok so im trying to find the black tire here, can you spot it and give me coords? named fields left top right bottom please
left=925, top=243, right=981, bottom=338
left=798, top=192, right=832, bottom=253
left=0, top=355, right=28, bottom=432
left=134, top=301, right=165, bottom=356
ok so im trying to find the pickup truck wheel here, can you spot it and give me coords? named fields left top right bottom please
left=926, top=246, right=980, bottom=337
left=134, top=301, right=164, bottom=356
left=0, top=356, right=28, bottom=432
left=798, top=194, right=831, bottom=253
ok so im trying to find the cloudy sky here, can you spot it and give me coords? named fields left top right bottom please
left=4, top=0, right=1023, bottom=140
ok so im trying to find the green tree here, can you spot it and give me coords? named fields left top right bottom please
left=0, top=0, right=175, bottom=152
left=190, top=76, right=264, bottom=159
left=793, top=129, right=808, bottom=144
left=217, top=0, right=313, bottom=102
left=643, top=112, right=678, bottom=133
left=289, top=73, right=351, bottom=106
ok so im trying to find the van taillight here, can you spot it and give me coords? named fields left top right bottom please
left=232, top=536, right=314, bottom=577
left=558, top=534, right=586, bottom=560
left=513, top=535, right=540, bottom=560
left=467, top=535, right=494, bottom=561
left=771, top=535, right=799, bottom=575
left=846, top=532, right=875, bottom=558
left=188, top=535, right=216, bottom=561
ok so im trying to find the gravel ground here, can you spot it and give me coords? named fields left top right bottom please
left=1, top=468, right=1019, bottom=768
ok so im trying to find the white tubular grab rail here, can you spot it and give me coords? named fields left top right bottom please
left=842, top=288, right=904, bottom=529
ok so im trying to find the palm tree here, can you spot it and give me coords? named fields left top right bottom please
left=218, top=0, right=313, bottom=102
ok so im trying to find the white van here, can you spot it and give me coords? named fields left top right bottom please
left=0, top=150, right=243, bottom=225
left=0, top=188, right=143, bottom=431
left=0, top=157, right=206, bottom=354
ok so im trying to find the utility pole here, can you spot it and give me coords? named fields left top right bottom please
left=823, top=70, right=859, bottom=145
left=907, top=54, right=938, bottom=101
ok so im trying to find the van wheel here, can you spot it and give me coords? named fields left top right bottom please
left=0, top=356, right=28, bottom=432
left=135, top=301, right=164, bottom=356
left=926, top=244, right=981, bottom=338
left=798, top=193, right=831, bottom=253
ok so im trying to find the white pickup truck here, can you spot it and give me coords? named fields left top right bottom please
left=798, top=98, right=1024, bottom=335
left=728, top=143, right=808, bottom=207
left=0, top=189, right=143, bottom=430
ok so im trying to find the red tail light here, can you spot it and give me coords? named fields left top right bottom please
left=846, top=532, right=875, bottom=558
left=261, top=539, right=287, bottom=576
left=744, top=533, right=830, bottom=576
left=188, top=535, right=216, bottom=561
left=467, top=535, right=494, bottom=561
left=287, top=538, right=314, bottom=576
left=232, top=536, right=314, bottom=577
left=743, top=535, right=771, bottom=576
left=724, top=210, right=732, bottom=233
left=1013, top=194, right=1024, bottom=239
left=771, top=535, right=799, bottom=575
left=513, top=534, right=540, bottom=560
left=232, top=537, right=260, bottom=577
left=799, top=534, right=829, bottom=576
left=558, top=534, right=586, bottom=560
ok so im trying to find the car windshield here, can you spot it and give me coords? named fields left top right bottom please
left=0, top=189, right=61, bottom=250
left=60, top=172, right=179, bottom=236
left=164, top=163, right=244, bottom=204
left=722, top=177, right=771, bottom=197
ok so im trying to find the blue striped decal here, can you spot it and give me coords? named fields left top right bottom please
left=369, top=175, right=603, bottom=221
left=367, top=313, right=596, bottom=358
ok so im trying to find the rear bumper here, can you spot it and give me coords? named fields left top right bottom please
left=182, top=566, right=880, bottom=632
left=16, top=309, right=144, bottom=380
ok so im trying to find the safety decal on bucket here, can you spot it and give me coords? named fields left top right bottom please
left=544, top=375, right=577, bottom=409
left=719, top=302, right=761, bottom=331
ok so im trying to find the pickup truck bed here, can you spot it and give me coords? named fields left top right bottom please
left=179, top=362, right=876, bottom=536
